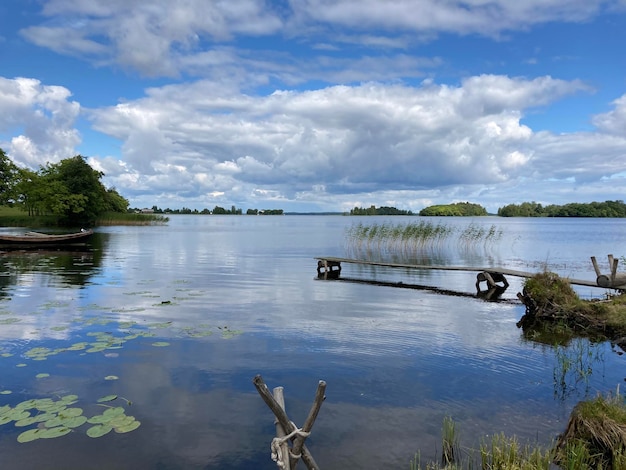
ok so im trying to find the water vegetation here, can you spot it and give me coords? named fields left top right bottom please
left=345, top=220, right=503, bottom=258
left=517, top=272, right=626, bottom=346
left=0, top=393, right=139, bottom=443
left=411, top=392, right=626, bottom=469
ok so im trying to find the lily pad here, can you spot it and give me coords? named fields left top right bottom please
left=151, top=342, right=170, bottom=347
left=102, top=407, right=125, bottom=418
left=63, top=415, right=88, bottom=428
left=114, top=420, right=141, bottom=433
left=15, top=416, right=39, bottom=427
left=36, top=373, right=50, bottom=379
left=104, top=375, right=119, bottom=381
left=86, top=424, right=112, bottom=438
left=17, top=428, right=41, bottom=443
left=97, top=395, right=118, bottom=403
left=61, top=407, right=84, bottom=418
left=60, top=394, right=79, bottom=403
left=39, top=426, right=72, bottom=438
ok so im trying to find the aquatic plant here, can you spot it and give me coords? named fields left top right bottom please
left=0, top=393, right=139, bottom=443
left=345, top=221, right=502, bottom=259
left=555, top=387, right=626, bottom=469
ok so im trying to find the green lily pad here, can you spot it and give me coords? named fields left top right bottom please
left=36, top=373, right=50, bottom=379
left=86, top=424, right=112, bottom=438
left=0, top=415, right=12, bottom=425
left=8, top=410, right=30, bottom=421
left=109, top=415, right=134, bottom=427
left=63, top=415, right=88, bottom=428
left=39, top=426, right=71, bottom=438
left=15, top=416, right=40, bottom=427
left=0, top=390, right=12, bottom=395
left=114, top=419, right=141, bottom=433
left=104, top=376, right=119, bottom=381
left=102, top=407, right=125, bottom=418
left=17, top=428, right=41, bottom=443
left=87, top=414, right=108, bottom=425
left=151, top=342, right=170, bottom=347
left=16, top=363, right=27, bottom=367
left=61, top=407, right=83, bottom=418
left=97, top=395, right=118, bottom=403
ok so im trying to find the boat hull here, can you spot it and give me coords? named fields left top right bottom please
left=0, top=229, right=94, bottom=248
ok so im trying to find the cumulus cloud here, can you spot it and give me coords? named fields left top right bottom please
left=0, top=77, right=80, bottom=168
left=18, top=0, right=621, bottom=78
left=79, top=74, right=614, bottom=207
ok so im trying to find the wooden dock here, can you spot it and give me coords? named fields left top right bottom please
left=315, top=256, right=605, bottom=290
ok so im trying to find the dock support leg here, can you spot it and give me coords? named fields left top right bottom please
left=317, top=260, right=341, bottom=279
left=476, top=271, right=509, bottom=291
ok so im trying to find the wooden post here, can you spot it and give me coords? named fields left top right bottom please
left=610, top=255, right=619, bottom=283
left=273, top=387, right=290, bottom=470
left=289, top=381, right=326, bottom=469
left=591, top=256, right=602, bottom=277
left=252, top=375, right=321, bottom=470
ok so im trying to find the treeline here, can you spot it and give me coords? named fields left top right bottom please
left=498, top=200, right=626, bottom=217
left=1, top=148, right=128, bottom=226
left=349, top=205, right=414, bottom=215
left=140, top=205, right=283, bottom=215
left=419, top=202, right=487, bottom=216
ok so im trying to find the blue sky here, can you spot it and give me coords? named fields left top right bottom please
left=1, top=0, right=625, bottom=213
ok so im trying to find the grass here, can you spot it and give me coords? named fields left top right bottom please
left=519, top=271, right=626, bottom=342
left=411, top=395, right=626, bottom=469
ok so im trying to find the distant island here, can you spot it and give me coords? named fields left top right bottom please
left=129, top=200, right=626, bottom=218
left=498, top=200, right=626, bottom=217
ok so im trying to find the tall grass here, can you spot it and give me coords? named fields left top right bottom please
left=411, top=404, right=626, bottom=470
left=95, top=212, right=169, bottom=226
left=345, top=221, right=502, bottom=260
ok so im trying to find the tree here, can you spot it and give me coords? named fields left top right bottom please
left=35, top=155, right=128, bottom=226
left=0, top=149, right=20, bottom=205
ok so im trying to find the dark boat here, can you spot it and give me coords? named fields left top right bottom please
left=0, top=229, right=94, bottom=248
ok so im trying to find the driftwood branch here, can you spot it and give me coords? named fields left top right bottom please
left=252, top=375, right=321, bottom=470
left=290, top=380, right=326, bottom=468
left=273, top=387, right=290, bottom=470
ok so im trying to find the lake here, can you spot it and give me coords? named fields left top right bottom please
left=1, top=215, right=625, bottom=469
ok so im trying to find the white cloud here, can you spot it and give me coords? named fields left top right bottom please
left=18, top=0, right=621, bottom=77
left=592, top=94, right=626, bottom=135
left=0, top=77, right=81, bottom=168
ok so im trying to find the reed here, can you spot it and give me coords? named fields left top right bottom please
left=345, top=221, right=502, bottom=258
left=95, top=212, right=169, bottom=226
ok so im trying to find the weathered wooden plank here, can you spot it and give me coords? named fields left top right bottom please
left=314, top=256, right=599, bottom=288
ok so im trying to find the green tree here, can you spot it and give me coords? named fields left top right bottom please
left=0, top=149, right=20, bottom=205
left=39, top=155, right=124, bottom=226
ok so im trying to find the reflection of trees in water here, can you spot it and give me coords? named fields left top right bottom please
left=0, top=233, right=109, bottom=297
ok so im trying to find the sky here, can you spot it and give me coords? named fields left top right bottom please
left=1, top=0, right=625, bottom=213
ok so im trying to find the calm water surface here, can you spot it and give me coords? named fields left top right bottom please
left=1, top=216, right=625, bottom=469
